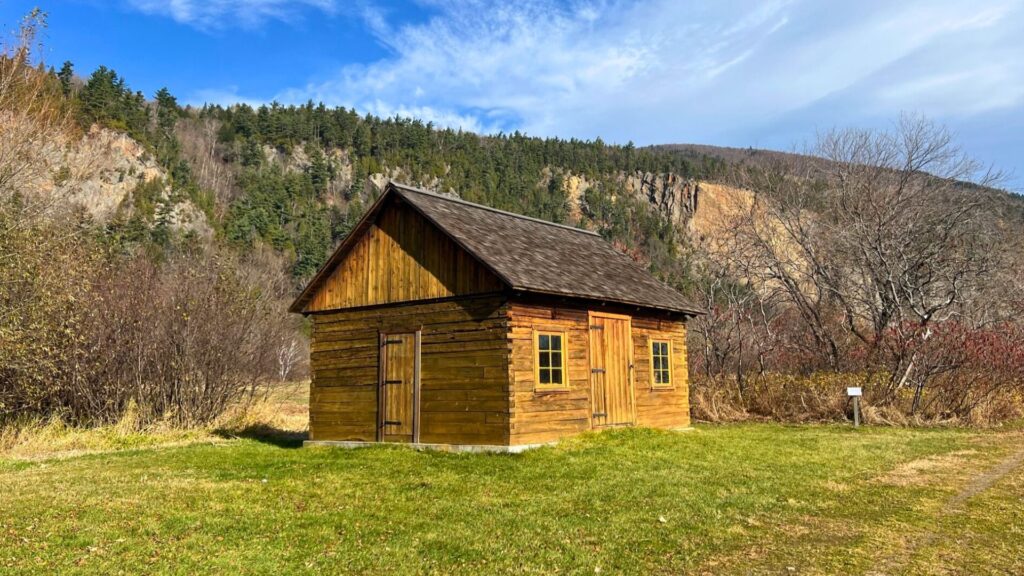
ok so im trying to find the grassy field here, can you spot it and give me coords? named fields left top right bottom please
left=1, top=400, right=1022, bottom=575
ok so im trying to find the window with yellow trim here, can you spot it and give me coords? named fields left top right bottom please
left=536, top=331, right=566, bottom=388
left=650, top=340, right=672, bottom=387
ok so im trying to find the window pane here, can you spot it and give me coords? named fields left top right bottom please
left=539, top=351, right=550, bottom=368
left=539, top=334, right=549, bottom=350
left=550, top=335, right=561, bottom=350
left=540, top=369, right=550, bottom=384
left=550, top=351, right=562, bottom=369
left=550, top=369, right=562, bottom=385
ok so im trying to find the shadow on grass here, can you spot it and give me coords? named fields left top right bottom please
left=214, top=425, right=308, bottom=449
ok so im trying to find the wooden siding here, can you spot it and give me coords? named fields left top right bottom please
left=379, top=331, right=418, bottom=442
left=309, top=296, right=510, bottom=445
left=304, top=198, right=503, bottom=313
left=589, top=312, right=636, bottom=428
left=507, top=299, right=690, bottom=445
left=630, top=316, right=690, bottom=430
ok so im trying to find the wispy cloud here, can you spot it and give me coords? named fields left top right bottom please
left=124, top=0, right=339, bottom=30
left=173, top=0, right=1024, bottom=174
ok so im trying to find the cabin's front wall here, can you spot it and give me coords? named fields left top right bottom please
left=309, top=295, right=511, bottom=446
left=507, top=299, right=690, bottom=446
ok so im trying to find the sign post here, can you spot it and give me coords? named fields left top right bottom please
left=847, top=387, right=862, bottom=427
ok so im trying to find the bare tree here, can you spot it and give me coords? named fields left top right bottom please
left=811, top=116, right=1004, bottom=407
left=725, top=116, right=1007, bottom=411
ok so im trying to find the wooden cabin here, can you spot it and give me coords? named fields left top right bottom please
left=291, top=182, right=701, bottom=451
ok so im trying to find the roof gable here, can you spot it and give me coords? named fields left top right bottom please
left=292, top=183, right=701, bottom=315
left=294, top=192, right=503, bottom=313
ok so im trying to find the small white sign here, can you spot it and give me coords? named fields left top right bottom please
left=847, top=387, right=863, bottom=397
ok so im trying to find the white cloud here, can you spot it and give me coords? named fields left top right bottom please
left=181, top=0, right=1024, bottom=174
left=124, top=0, right=339, bottom=29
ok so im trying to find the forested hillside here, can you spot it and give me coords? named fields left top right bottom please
left=49, top=60, right=729, bottom=289
left=4, top=10, right=1024, bottom=430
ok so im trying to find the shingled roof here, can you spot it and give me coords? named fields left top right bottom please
left=291, top=182, right=702, bottom=315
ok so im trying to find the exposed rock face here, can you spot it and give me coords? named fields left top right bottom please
left=557, top=168, right=754, bottom=249
left=57, top=126, right=165, bottom=221
left=47, top=126, right=211, bottom=236
left=622, top=171, right=700, bottom=229
left=562, top=173, right=588, bottom=222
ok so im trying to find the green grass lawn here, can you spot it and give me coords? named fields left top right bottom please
left=2, top=424, right=1022, bottom=575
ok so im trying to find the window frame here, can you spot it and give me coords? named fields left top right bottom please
left=648, top=337, right=674, bottom=389
left=533, top=329, right=569, bottom=391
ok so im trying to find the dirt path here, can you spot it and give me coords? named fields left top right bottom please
left=869, top=441, right=1024, bottom=576
left=943, top=445, right=1024, bottom=508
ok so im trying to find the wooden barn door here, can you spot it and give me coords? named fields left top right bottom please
left=589, top=312, right=636, bottom=428
left=378, top=331, right=421, bottom=443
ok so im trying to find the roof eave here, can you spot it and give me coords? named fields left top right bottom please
left=508, top=285, right=705, bottom=317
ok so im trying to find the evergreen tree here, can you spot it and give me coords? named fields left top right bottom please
left=307, top=145, right=331, bottom=195
left=154, top=87, right=179, bottom=139
left=57, top=61, right=73, bottom=96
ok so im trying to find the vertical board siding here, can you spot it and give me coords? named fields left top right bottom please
left=507, top=299, right=691, bottom=446
left=304, top=199, right=503, bottom=313
left=310, top=296, right=510, bottom=445
left=590, top=313, right=635, bottom=427
left=380, top=332, right=416, bottom=442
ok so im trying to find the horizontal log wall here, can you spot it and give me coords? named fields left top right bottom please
left=631, top=316, right=690, bottom=430
left=507, top=299, right=690, bottom=445
left=507, top=302, right=593, bottom=445
left=310, top=296, right=511, bottom=446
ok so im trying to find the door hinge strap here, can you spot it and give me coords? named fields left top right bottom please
left=383, top=379, right=403, bottom=385
left=593, top=412, right=608, bottom=417
left=383, top=339, right=403, bottom=345
left=591, top=368, right=606, bottom=374
left=382, top=420, right=402, bottom=426
left=589, top=325, right=604, bottom=330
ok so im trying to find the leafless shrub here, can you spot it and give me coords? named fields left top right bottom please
left=689, top=115, right=1022, bottom=425
left=72, top=250, right=304, bottom=426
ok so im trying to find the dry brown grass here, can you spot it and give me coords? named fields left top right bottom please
left=691, top=373, right=1024, bottom=427
left=876, top=450, right=977, bottom=487
left=0, top=381, right=310, bottom=460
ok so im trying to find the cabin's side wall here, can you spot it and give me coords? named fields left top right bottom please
left=507, top=299, right=690, bottom=445
left=305, top=199, right=503, bottom=313
left=631, top=316, right=690, bottom=430
left=309, top=296, right=511, bottom=446
left=507, top=302, right=593, bottom=445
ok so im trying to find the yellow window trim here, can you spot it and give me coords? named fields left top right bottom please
left=534, top=329, right=569, bottom=391
left=649, top=337, right=674, bottom=389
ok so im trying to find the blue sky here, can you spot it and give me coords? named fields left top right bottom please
left=3, top=0, right=1023, bottom=186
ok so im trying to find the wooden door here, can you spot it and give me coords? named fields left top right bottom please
left=589, top=312, right=635, bottom=428
left=378, top=331, right=420, bottom=443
